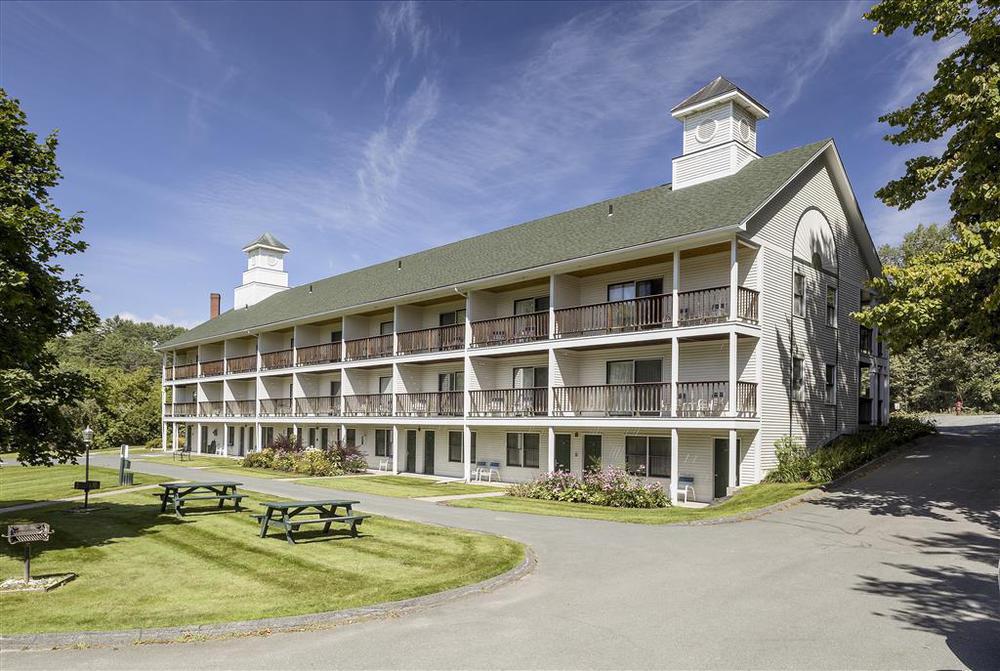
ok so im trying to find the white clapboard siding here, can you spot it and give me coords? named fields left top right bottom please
left=682, top=103, right=735, bottom=154
left=575, top=259, right=674, bottom=306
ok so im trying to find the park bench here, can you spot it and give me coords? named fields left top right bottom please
left=254, top=499, right=369, bottom=545
left=156, top=481, right=244, bottom=517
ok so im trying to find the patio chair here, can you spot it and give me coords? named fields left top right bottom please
left=676, top=475, right=696, bottom=503
left=472, top=460, right=488, bottom=481
left=484, top=462, right=501, bottom=483
left=377, top=457, right=392, bottom=472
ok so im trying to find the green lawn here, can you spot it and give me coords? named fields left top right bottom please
left=0, top=489, right=524, bottom=635
left=446, top=482, right=816, bottom=524
left=0, top=463, right=171, bottom=508
left=134, top=453, right=293, bottom=479
left=298, top=475, right=505, bottom=499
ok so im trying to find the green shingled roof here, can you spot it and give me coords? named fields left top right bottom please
left=160, top=139, right=829, bottom=350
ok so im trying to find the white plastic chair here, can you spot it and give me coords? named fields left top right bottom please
left=377, top=457, right=392, bottom=472
left=485, top=462, right=501, bottom=483
left=676, top=475, right=696, bottom=503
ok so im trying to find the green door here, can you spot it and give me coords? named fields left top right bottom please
left=583, top=434, right=602, bottom=471
left=423, top=432, right=435, bottom=475
left=554, top=434, right=572, bottom=472
left=713, top=438, right=740, bottom=498
left=405, top=430, right=417, bottom=472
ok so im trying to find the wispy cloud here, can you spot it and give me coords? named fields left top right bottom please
left=167, top=3, right=216, bottom=55
left=116, top=311, right=201, bottom=329
left=377, top=1, right=430, bottom=59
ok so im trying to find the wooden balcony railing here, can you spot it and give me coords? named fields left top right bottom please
left=260, top=348, right=294, bottom=371
left=172, top=402, right=198, bottom=416
left=343, top=393, right=392, bottom=416
left=737, top=287, right=759, bottom=323
left=344, top=334, right=394, bottom=361
left=296, top=343, right=341, bottom=367
left=468, top=388, right=547, bottom=417
left=295, top=396, right=341, bottom=416
left=554, top=294, right=672, bottom=338
left=226, top=354, right=257, bottom=374
left=199, top=359, right=224, bottom=377
left=164, top=367, right=174, bottom=381
left=677, top=286, right=730, bottom=326
left=396, top=325, right=465, bottom=355
left=225, top=400, right=257, bottom=417
left=260, top=398, right=293, bottom=416
left=198, top=401, right=225, bottom=417
left=163, top=404, right=173, bottom=417
left=552, top=383, right=670, bottom=417
left=174, top=363, right=198, bottom=380
left=470, top=312, right=549, bottom=348
left=396, top=391, right=463, bottom=416
left=676, top=381, right=729, bottom=417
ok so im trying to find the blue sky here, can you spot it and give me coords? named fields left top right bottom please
left=2, top=1, right=955, bottom=328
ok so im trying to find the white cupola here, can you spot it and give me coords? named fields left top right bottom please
left=234, top=232, right=290, bottom=308
left=669, top=76, right=769, bottom=190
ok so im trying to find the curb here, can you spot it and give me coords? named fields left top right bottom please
left=1, top=547, right=536, bottom=651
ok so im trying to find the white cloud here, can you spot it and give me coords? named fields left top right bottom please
left=115, top=312, right=200, bottom=329
left=167, top=3, right=216, bottom=54
left=377, top=1, right=430, bottom=59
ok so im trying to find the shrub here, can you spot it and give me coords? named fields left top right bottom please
left=240, top=440, right=369, bottom=476
left=766, top=413, right=936, bottom=485
left=509, top=466, right=669, bottom=508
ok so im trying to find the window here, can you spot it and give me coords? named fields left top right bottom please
left=825, top=364, right=837, bottom=404
left=860, top=326, right=873, bottom=354
left=375, top=429, right=391, bottom=456
left=607, top=278, right=663, bottom=302
left=470, top=432, right=477, bottom=463
left=438, top=371, right=464, bottom=391
left=263, top=426, right=273, bottom=447
left=514, top=296, right=549, bottom=314
left=320, top=427, right=329, bottom=449
left=505, top=433, right=540, bottom=467
left=625, top=436, right=671, bottom=477
left=859, top=365, right=871, bottom=398
left=330, top=380, right=341, bottom=397
left=793, top=273, right=805, bottom=317
left=345, top=428, right=356, bottom=446
left=227, top=426, right=234, bottom=447
left=826, top=285, right=837, bottom=327
left=308, top=428, right=316, bottom=448
left=379, top=321, right=394, bottom=335
left=792, top=357, right=804, bottom=401
left=448, top=431, right=463, bottom=462
left=330, top=330, right=342, bottom=342
left=439, top=309, right=466, bottom=326
left=379, top=376, right=393, bottom=394
left=512, top=366, right=548, bottom=388
left=506, top=433, right=521, bottom=467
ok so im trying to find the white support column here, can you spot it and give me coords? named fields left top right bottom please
left=172, top=422, right=179, bottom=452
left=728, top=331, right=738, bottom=416
left=729, top=235, right=739, bottom=321
left=671, top=250, right=680, bottom=327
left=222, top=422, right=229, bottom=457
left=546, top=426, right=555, bottom=473
left=255, top=422, right=261, bottom=452
left=670, top=428, right=679, bottom=504
left=196, top=423, right=203, bottom=454
left=670, top=336, right=679, bottom=417
left=728, top=428, right=738, bottom=490
left=463, top=424, right=473, bottom=482
left=161, top=421, right=167, bottom=453
left=391, top=425, right=400, bottom=474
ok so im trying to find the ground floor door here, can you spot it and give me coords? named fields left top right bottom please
left=200, top=426, right=210, bottom=454
left=584, top=434, right=602, bottom=471
left=554, top=433, right=571, bottom=472
left=713, top=438, right=741, bottom=498
left=405, top=430, right=417, bottom=472
left=423, top=432, right=435, bottom=475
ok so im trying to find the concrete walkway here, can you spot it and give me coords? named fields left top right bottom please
left=3, top=415, right=998, bottom=669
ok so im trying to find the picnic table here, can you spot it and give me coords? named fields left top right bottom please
left=253, top=499, right=369, bottom=545
left=156, top=481, right=244, bottom=517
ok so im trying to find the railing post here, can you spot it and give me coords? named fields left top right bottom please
left=728, top=331, right=737, bottom=417
left=728, top=428, right=738, bottom=490
left=670, top=428, right=679, bottom=504
left=730, top=236, right=738, bottom=321
left=671, top=336, right=679, bottom=417
left=672, top=249, right=680, bottom=327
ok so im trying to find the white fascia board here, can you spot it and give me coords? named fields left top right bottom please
left=671, top=91, right=769, bottom=121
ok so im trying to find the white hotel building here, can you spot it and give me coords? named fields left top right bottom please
left=157, top=77, right=889, bottom=503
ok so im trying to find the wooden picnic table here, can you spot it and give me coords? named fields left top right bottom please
left=156, top=481, right=244, bottom=517
left=254, top=499, right=369, bottom=545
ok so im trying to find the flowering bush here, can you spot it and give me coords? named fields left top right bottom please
left=241, top=439, right=369, bottom=476
left=509, top=465, right=669, bottom=508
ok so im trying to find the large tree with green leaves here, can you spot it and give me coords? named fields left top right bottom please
left=0, top=89, right=97, bottom=465
left=857, top=0, right=1000, bottom=350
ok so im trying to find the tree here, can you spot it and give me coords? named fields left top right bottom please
left=857, top=0, right=1000, bottom=351
left=0, top=89, right=97, bottom=465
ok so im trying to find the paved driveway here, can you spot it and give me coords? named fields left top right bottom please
left=4, top=416, right=998, bottom=670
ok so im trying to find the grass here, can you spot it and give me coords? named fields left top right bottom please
left=298, top=475, right=505, bottom=499
left=134, top=453, right=293, bottom=479
left=446, top=481, right=816, bottom=524
left=0, top=489, right=524, bottom=635
left=0, top=463, right=171, bottom=508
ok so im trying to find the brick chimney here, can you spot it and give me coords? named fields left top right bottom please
left=210, top=293, right=221, bottom=319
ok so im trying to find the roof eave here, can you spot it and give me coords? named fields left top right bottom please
left=671, top=90, right=770, bottom=120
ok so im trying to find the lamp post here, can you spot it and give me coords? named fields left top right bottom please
left=82, top=426, right=94, bottom=510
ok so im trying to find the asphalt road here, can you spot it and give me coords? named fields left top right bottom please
left=4, top=415, right=998, bottom=670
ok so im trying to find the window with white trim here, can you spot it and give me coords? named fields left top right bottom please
left=792, top=357, right=804, bottom=401
left=448, top=431, right=463, bottom=462
left=625, top=436, right=671, bottom=477
left=825, top=364, right=836, bottom=404
left=793, top=273, right=805, bottom=317
left=826, top=285, right=837, bottom=327
left=505, top=433, right=540, bottom=468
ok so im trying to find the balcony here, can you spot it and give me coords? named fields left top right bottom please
left=173, top=402, right=197, bottom=416
left=260, top=398, right=293, bottom=416
left=296, top=343, right=341, bottom=367
left=226, top=354, right=257, bottom=374
left=343, top=393, right=392, bottom=416
left=468, top=388, right=547, bottom=417
left=555, top=294, right=671, bottom=338
left=174, top=363, right=198, bottom=380
left=295, top=395, right=341, bottom=416
left=396, top=391, right=463, bottom=417
left=199, top=359, right=224, bottom=377
left=225, top=400, right=257, bottom=417
left=198, top=401, right=224, bottom=417
left=344, top=334, right=394, bottom=361
left=470, top=312, right=548, bottom=348
left=552, top=381, right=758, bottom=418
left=396, top=325, right=465, bottom=356
left=163, top=404, right=173, bottom=417
left=261, top=348, right=294, bottom=371
left=164, top=368, right=174, bottom=381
